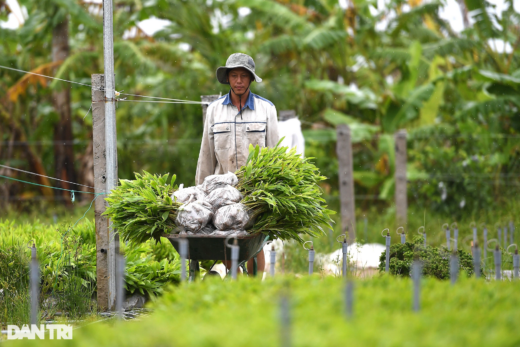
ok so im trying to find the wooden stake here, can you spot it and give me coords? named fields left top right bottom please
left=336, top=124, right=356, bottom=243
left=394, top=129, right=407, bottom=229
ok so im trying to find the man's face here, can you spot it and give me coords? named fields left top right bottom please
left=227, top=67, right=252, bottom=94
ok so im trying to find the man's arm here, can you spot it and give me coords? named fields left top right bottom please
left=266, top=105, right=280, bottom=148
left=195, top=106, right=216, bottom=185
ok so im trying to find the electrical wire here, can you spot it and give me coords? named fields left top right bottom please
left=0, top=164, right=95, bottom=190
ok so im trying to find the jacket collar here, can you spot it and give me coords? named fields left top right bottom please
left=222, top=90, right=255, bottom=111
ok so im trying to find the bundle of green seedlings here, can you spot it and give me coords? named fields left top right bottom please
left=104, top=171, right=181, bottom=244
left=236, top=142, right=335, bottom=243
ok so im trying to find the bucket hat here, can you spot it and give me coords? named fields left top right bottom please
left=216, top=53, right=262, bottom=85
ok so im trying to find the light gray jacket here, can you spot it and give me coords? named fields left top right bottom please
left=195, top=91, right=279, bottom=185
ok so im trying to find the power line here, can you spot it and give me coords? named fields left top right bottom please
left=0, top=64, right=204, bottom=104
left=0, top=164, right=95, bottom=190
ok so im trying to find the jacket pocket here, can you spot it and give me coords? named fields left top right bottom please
left=213, top=123, right=231, bottom=150
left=245, top=122, right=266, bottom=148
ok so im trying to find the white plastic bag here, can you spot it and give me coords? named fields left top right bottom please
left=176, top=201, right=213, bottom=232
left=213, top=203, right=250, bottom=231
left=201, top=172, right=238, bottom=194
left=206, top=185, right=242, bottom=212
left=171, top=186, right=205, bottom=204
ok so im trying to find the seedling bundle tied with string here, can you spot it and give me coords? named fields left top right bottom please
left=104, top=172, right=181, bottom=244
left=237, top=142, right=335, bottom=243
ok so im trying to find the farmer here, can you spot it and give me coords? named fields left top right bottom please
left=195, top=53, right=279, bottom=274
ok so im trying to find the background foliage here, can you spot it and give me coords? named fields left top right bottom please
left=1, top=0, right=519, bottom=220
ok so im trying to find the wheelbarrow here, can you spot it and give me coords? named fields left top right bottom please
left=164, top=233, right=269, bottom=280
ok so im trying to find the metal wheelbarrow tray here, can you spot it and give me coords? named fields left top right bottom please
left=164, top=233, right=266, bottom=261
left=164, top=233, right=268, bottom=278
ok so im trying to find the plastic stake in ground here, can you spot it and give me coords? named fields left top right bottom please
left=452, top=223, right=458, bottom=251
left=504, top=227, right=508, bottom=249
left=226, top=237, right=239, bottom=280
left=418, top=226, right=426, bottom=247
left=483, top=226, right=488, bottom=269
left=412, top=259, right=422, bottom=312
left=513, top=249, right=519, bottom=279
left=345, top=280, right=354, bottom=319
left=494, top=245, right=501, bottom=280
left=450, top=252, right=459, bottom=285
left=510, top=221, right=515, bottom=244
left=382, top=229, right=390, bottom=273
left=30, top=243, right=39, bottom=326
left=304, top=241, right=315, bottom=275
left=443, top=223, right=450, bottom=251
left=497, top=225, right=502, bottom=249
left=471, top=222, right=477, bottom=246
left=116, top=254, right=126, bottom=320
left=397, top=226, right=405, bottom=244
left=270, top=245, right=276, bottom=277
left=178, top=238, right=188, bottom=281
left=279, top=295, right=291, bottom=347
left=473, top=243, right=481, bottom=279
left=340, top=235, right=348, bottom=277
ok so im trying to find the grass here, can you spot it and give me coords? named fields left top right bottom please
left=4, top=274, right=520, bottom=346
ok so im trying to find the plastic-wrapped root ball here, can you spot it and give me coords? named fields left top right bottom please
left=213, top=203, right=250, bottom=231
left=206, top=185, right=243, bottom=212
left=171, top=186, right=205, bottom=204
left=201, top=172, right=238, bottom=194
left=175, top=200, right=213, bottom=232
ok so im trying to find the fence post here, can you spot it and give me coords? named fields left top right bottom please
left=92, top=74, right=112, bottom=312
left=394, top=129, right=407, bottom=229
left=201, top=95, right=220, bottom=125
left=336, top=124, right=356, bottom=244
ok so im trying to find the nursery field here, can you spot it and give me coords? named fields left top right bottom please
left=4, top=275, right=520, bottom=346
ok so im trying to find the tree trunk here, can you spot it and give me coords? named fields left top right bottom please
left=52, top=17, right=77, bottom=203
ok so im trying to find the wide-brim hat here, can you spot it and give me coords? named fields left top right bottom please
left=216, top=53, right=262, bottom=85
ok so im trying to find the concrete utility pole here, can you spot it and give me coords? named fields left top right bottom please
left=394, top=129, right=407, bottom=229
left=91, top=74, right=110, bottom=311
left=103, top=0, right=119, bottom=310
left=336, top=124, right=356, bottom=243
left=201, top=95, right=220, bottom=125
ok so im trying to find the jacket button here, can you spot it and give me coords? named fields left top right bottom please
left=247, top=127, right=250, bottom=130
